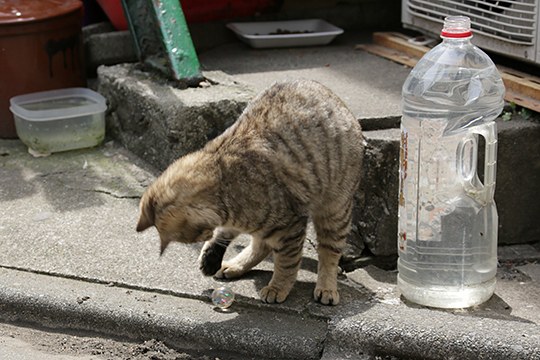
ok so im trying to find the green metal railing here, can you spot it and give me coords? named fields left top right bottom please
left=121, top=0, right=204, bottom=86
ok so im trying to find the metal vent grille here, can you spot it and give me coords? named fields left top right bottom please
left=407, top=0, right=537, bottom=45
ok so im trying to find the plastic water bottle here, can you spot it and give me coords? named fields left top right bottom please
left=397, top=16, right=505, bottom=308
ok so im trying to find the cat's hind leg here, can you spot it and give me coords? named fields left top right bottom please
left=199, top=228, right=239, bottom=276
left=312, top=200, right=353, bottom=305
left=260, top=216, right=307, bottom=304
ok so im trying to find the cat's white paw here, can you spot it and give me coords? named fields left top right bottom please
left=260, top=285, right=289, bottom=304
left=313, top=287, right=340, bottom=305
left=214, top=261, right=245, bottom=279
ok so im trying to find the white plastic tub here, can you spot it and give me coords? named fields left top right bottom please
left=227, top=19, right=344, bottom=49
left=10, top=88, right=107, bottom=156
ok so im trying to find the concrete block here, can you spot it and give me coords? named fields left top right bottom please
left=85, top=31, right=138, bottom=71
left=496, top=118, right=540, bottom=245
left=349, top=128, right=400, bottom=258
left=97, top=63, right=254, bottom=170
left=346, top=118, right=540, bottom=262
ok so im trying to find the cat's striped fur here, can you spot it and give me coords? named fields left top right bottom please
left=137, top=80, right=364, bottom=305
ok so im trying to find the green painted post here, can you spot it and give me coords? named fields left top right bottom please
left=121, top=0, right=204, bottom=86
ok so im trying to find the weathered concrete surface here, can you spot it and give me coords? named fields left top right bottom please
left=353, top=128, right=401, bottom=258
left=0, top=269, right=326, bottom=360
left=323, top=260, right=540, bottom=360
left=1, top=139, right=539, bottom=359
left=495, top=117, right=540, bottom=246
left=325, top=300, right=540, bottom=360
left=198, top=32, right=407, bottom=127
left=97, top=64, right=254, bottom=170
left=85, top=29, right=137, bottom=71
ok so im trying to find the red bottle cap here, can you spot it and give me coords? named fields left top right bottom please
left=440, top=15, right=473, bottom=38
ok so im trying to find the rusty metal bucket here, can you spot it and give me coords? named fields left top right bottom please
left=0, top=0, right=85, bottom=138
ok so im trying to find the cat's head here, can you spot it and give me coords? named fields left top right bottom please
left=136, top=159, right=219, bottom=254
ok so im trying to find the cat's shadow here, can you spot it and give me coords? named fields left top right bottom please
left=206, top=243, right=536, bottom=327
left=194, top=240, right=374, bottom=319
left=208, top=265, right=376, bottom=318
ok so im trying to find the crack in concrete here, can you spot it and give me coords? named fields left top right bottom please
left=52, top=182, right=142, bottom=200
left=36, top=171, right=68, bottom=178
left=90, top=188, right=141, bottom=200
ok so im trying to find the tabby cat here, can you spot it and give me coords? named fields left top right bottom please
left=136, top=80, right=364, bottom=305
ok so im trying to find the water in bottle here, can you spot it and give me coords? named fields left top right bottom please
left=397, top=16, right=506, bottom=308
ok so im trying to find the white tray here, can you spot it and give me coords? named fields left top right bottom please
left=227, top=19, right=344, bottom=49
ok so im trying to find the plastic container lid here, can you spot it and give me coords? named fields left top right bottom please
left=0, top=0, right=82, bottom=24
left=10, top=88, right=107, bottom=122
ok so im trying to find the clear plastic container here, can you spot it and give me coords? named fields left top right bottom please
left=10, top=88, right=107, bottom=156
left=397, top=16, right=506, bottom=308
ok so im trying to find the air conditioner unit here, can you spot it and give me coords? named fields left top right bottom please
left=401, top=0, right=539, bottom=64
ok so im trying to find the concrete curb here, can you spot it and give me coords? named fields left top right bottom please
left=0, top=268, right=327, bottom=360
left=2, top=266, right=539, bottom=360
left=324, top=304, right=540, bottom=360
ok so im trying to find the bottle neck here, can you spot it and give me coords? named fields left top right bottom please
left=441, top=35, right=473, bottom=45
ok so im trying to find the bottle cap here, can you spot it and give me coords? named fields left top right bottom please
left=441, top=16, right=472, bottom=38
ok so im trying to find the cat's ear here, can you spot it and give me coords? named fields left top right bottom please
left=137, top=193, right=155, bottom=232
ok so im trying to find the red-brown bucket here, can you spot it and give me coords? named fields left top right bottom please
left=0, top=0, right=85, bottom=138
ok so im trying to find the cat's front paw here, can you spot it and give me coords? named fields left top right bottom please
left=199, top=246, right=224, bottom=276
left=313, top=287, right=339, bottom=305
left=260, top=285, right=289, bottom=304
left=214, top=261, right=246, bottom=279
